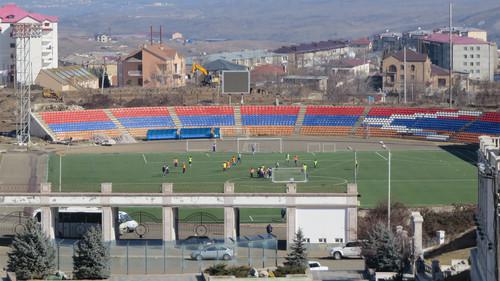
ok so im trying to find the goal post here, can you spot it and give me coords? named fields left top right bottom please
left=272, top=167, right=308, bottom=183
left=322, top=143, right=336, bottom=153
left=236, top=137, right=283, bottom=154
left=186, top=139, right=216, bottom=152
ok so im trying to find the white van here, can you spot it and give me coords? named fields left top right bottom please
left=33, top=207, right=138, bottom=238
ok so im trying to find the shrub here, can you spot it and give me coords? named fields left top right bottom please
left=204, top=264, right=251, bottom=278
left=273, top=265, right=306, bottom=277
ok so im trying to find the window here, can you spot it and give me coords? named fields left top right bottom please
left=318, top=238, right=327, bottom=243
left=304, top=238, right=310, bottom=243
left=469, top=70, right=473, bottom=73
left=335, top=238, right=343, bottom=243
left=44, top=22, right=50, bottom=27
left=470, top=62, right=474, bottom=66
left=6, top=15, right=14, bottom=19
left=476, top=46, right=480, bottom=51
left=9, top=43, right=15, bottom=48
left=469, top=46, right=474, bottom=51
left=470, top=54, right=474, bottom=59
left=463, top=54, right=467, bottom=59
left=411, top=65, right=415, bottom=71
left=438, top=78, right=446, bottom=87
left=463, top=47, right=467, bottom=51
left=463, top=62, right=467, bottom=66
left=388, top=65, right=397, bottom=73
left=476, top=69, right=480, bottom=73
left=411, top=75, right=415, bottom=80
left=400, top=65, right=404, bottom=70
left=476, top=54, right=480, bottom=58
left=476, top=62, right=480, bottom=66
left=400, top=75, right=404, bottom=80
left=174, top=63, right=179, bottom=74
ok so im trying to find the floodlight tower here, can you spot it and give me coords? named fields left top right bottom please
left=12, top=23, right=42, bottom=146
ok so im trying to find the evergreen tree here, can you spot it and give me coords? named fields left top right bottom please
left=7, top=218, right=55, bottom=280
left=284, top=228, right=308, bottom=269
left=363, top=223, right=406, bottom=275
left=73, top=227, right=110, bottom=280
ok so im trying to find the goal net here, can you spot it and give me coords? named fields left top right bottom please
left=272, top=167, right=308, bottom=183
left=307, top=143, right=321, bottom=153
left=322, top=143, right=336, bottom=152
left=237, top=138, right=283, bottom=154
left=186, top=139, right=215, bottom=152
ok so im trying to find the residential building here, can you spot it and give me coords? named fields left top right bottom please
left=199, top=49, right=288, bottom=70
left=0, top=3, right=58, bottom=85
left=118, top=43, right=185, bottom=88
left=381, top=49, right=431, bottom=92
left=429, top=64, right=451, bottom=91
left=373, top=30, right=402, bottom=51
left=35, top=65, right=99, bottom=92
left=434, top=27, right=488, bottom=42
left=350, top=38, right=372, bottom=52
left=403, top=27, right=432, bottom=50
left=95, top=33, right=111, bottom=43
left=418, top=33, right=497, bottom=81
left=274, top=40, right=349, bottom=69
left=251, top=64, right=285, bottom=84
left=470, top=136, right=499, bottom=281
left=171, top=32, right=183, bottom=41
left=330, top=58, right=370, bottom=76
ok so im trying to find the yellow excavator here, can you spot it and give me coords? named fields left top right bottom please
left=191, top=63, right=219, bottom=86
left=42, top=88, right=62, bottom=101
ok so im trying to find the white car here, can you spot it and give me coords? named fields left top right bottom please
left=329, top=241, right=363, bottom=260
left=308, top=261, right=328, bottom=271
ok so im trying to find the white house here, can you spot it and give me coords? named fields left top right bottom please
left=0, top=3, right=58, bottom=85
left=330, top=58, right=370, bottom=76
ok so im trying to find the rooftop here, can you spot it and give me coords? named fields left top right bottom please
left=283, top=75, right=328, bottom=80
left=431, top=64, right=450, bottom=76
left=274, top=40, right=348, bottom=54
left=423, top=34, right=489, bottom=45
left=387, top=49, right=428, bottom=62
left=0, top=3, right=58, bottom=23
left=203, top=49, right=282, bottom=63
left=39, top=66, right=96, bottom=85
left=351, top=38, right=371, bottom=46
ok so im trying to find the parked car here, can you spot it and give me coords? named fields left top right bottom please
left=190, top=245, right=234, bottom=260
left=329, top=241, right=363, bottom=259
left=177, top=236, right=212, bottom=249
left=308, top=261, right=328, bottom=271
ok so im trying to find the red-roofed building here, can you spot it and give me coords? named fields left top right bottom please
left=250, top=64, right=285, bottom=84
left=0, top=3, right=58, bottom=85
left=350, top=38, right=372, bottom=51
left=418, top=34, right=497, bottom=81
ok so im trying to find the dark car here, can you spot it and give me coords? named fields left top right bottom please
left=177, top=236, right=212, bottom=249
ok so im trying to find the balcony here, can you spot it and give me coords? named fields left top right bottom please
left=127, top=70, right=142, bottom=77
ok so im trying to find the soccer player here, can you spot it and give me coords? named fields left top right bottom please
left=165, top=165, right=170, bottom=175
left=275, top=161, right=280, bottom=168
left=294, top=155, right=298, bottom=166
left=237, top=153, right=242, bottom=163
left=313, top=159, right=318, bottom=168
left=182, top=162, right=187, bottom=174
left=231, top=156, right=236, bottom=166
left=250, top=168, right=255, bottom=178
left=251, top=144, right=256, bottom=155
left=223, top=162, right=227, bottom=172
left=173, top=158, right=178, bottom=168
left=188, top=156, right=193, bottom=167
left=212, top=142, right=216, bottom=152
left=162, top=164, right=167, bottom=176
left=286, top=153, right=290, bottom=165
left=302, top=163, right=308, bottom=175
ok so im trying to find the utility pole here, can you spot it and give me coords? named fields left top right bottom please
left=448, top=2, right=453, bottom=108
left=403, top=47, right=407, bottom=104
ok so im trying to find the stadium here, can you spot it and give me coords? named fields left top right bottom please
left=24, top=105, right=497, bottom=242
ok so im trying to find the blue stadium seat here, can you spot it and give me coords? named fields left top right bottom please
left=242, top=115, right=297, bottom=126
left=178, top=115, right=235, bottom=126
left=49, top=121, right=116, bottom=132
left=118, top=116, right=175, bottom=128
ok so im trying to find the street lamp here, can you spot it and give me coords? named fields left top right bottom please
left=380, top=141, right=391, bottom=228
left=347, top=146, right=357, bottom=184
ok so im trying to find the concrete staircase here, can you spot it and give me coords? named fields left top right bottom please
left=103, top=109, right=128, bottom=135
left=293, top=105, right=307, bottom=135
left=233, top=106, right=242, bottom=127
left=167, top=107, right=182, bottom=128
left=31, top=112, right=57, bottom=141
left=350, top=106, right=371, bottom=135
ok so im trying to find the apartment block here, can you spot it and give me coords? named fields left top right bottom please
left=418, top=34, right=497, bottom=81
left=0, top=3, right=58, bottom=85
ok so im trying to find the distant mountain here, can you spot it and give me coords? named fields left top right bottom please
left=8, top=0, right=500, bottom=44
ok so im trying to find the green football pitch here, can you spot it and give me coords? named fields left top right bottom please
left=47, top=149, right=478, bottom=209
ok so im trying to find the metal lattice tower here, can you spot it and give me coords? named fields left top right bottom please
left=12, top=23, right=41, bottom=146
